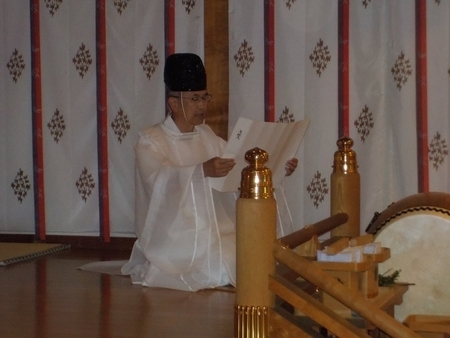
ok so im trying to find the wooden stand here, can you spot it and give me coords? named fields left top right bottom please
left=296, top=234, right=411, bottom=337
left=315, top=246, right=390, bottom=315
left=403, top=315, right=450, bottom=338
left=273, top=239, right=418, bottom=337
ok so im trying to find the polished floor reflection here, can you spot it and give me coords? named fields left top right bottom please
left=0, top=249, right=235, bottom=338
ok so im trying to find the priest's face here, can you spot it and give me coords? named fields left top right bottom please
left=169, top=90, right=212, bottom=132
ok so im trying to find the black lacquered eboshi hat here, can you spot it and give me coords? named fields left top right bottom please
left=163, top=53, right=207, bottom=92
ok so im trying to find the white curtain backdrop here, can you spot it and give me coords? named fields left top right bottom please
left=350, top=1, right=418, bottom=227
left=230, top=0, right=450, bottom=232
left=274, top=1, right=308, bottom=229
left=0, top=0, right=34, bottom=234
left=1, top=0, right=449, bottom=238
left=40, top=0, right=99, bottom=235
left=426, top=0, right=450, bottom=193
left=106, top=0, right=166, bottom=236
left=175, top=0, right=204, bottom=55
left=297, top=1, right=339, bottom=228
left=228, top=0, right=265, bottom=128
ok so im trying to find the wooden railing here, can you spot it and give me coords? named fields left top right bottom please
left=269, top=213, right=421, bottom=338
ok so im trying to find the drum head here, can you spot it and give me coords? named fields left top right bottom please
left=374, top=211, right=450, bottom=322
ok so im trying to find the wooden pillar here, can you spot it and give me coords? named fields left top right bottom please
left=204, top=0, right=229, bottom=140
left=330, top=137, right=361, bottom=238
left=235, top=148, right=277, bottom=338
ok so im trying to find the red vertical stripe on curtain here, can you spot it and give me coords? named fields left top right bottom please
left=96, top=0, right=110, bottom=242
left=264, top=0, right=275, bottom=122
left=30, top=0, right=46, bottom=240
left=338, top=0, right=350, bottom=138
left=165, top=0, right=175, bottom=57
left=165, top=0, right=175, bottom=115
left=416, top=0, right=429, bottom=193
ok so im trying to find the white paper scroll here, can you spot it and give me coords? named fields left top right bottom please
left=210, top=117, right=310, bottom=192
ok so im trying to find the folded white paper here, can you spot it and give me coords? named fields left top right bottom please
left=210, top=117, right=310, bottom=192
left=317, top=246, right=364, bottom=263
left=362, top=242, right=382, bottom=254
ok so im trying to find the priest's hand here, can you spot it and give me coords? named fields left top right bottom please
left=203, top=157, right=236, bottom=177
left=285, top=158, right=298, bottom=176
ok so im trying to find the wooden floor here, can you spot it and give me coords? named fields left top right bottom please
left=0, top=248, right=236, bottom=338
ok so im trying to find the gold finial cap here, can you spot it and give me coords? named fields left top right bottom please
left=239, top=147, right=273, bottom=199
left=332, top=137, right=358, bottom=174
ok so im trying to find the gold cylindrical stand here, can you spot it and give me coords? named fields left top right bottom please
left=235, top=148, right=276, bottom=338
left=330, top=137, right=361, bottom=238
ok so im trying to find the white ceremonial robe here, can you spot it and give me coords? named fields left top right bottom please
left=121, top=117, right=237, bottom=291
left=120, top=116, right=295, bottom=291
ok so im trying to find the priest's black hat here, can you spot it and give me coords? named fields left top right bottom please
left=164, top=53, right=207, bottom=92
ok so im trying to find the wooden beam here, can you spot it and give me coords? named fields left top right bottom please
left=204, top=0, right=229, bottom=140
left=269, top=274, right=370, bottom=338
left=269, top=307, right=323, bottom=338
